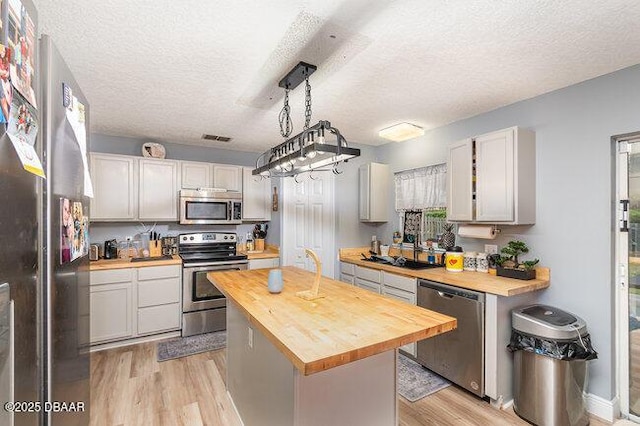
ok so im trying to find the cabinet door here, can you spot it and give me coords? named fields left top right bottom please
left=213, top=165, right=242, bottom=192
left=242, top=167, right=271, bottom=220
left=181, top=161, right=212, bottom=189
left=139, top=159, right=180, bottom=220
left=355, top=278, right=381, bottom=294
left=138, top=303, right=181, bottom=335
left=340, top=273, right=355, bottom=285
left=90, top=283, right=133, bottom=344
left=447, top=138, right=473, bottom=221
left=359, top=164, right=370, bottom=220
left=475, top=129, right=514, bottom=222
left=90, top=153, right=137, bottom=220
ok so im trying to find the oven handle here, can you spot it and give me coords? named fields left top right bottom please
left=183, top=260, right=248, bottom=270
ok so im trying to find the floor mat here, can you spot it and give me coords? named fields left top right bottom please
left=397, top=354, right=450, bottom=402
left=157, top=331, right=226, bottom=362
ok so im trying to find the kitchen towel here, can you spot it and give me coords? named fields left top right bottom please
left=397, top=354, right=450, bottom=402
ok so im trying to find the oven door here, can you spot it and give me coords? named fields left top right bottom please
left=182, top=261, right=247, bottom=312
left=180, top=198, right=232, bottom=225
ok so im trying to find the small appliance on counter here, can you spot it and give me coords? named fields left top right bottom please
left=104, top=239, right=118, bottom=260
left=89, top=244, right=99, bottom=261
left=161, top=236, right=178, bottom=256
left=371, top=235, right=381, bottom=255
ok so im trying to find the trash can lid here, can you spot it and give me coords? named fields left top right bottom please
left=512, top=304, right=588, bottom=340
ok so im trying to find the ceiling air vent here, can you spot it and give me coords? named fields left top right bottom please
left=202, top=134, right=232, bottom=142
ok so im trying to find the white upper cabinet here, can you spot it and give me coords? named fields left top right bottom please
left=242, top=167, right=271, bottom=221
left=447, top=127, right=535, bottom=225
left=446, top=139, right=474, bottom=221
left=213, top=164, right=242, bottom=192
left=359, top=162, right=390, bottom=222
left=90, top=153, right=137, bottom=221
left=138, top=158, right=180, bottom=221
left=181, top=161, right=212, bottom=189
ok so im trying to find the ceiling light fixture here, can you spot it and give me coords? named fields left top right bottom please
left=252, top=61, right=360, bottom=180
left=379, top=122, right=425, bottom=142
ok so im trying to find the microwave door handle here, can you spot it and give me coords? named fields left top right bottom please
left=228, top=201, right=232, bottom=220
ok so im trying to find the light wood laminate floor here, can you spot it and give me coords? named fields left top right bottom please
left=90, top=341, right=611, bottom=426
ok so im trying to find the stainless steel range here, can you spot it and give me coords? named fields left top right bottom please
left=179, top=232, right=248, bottom=337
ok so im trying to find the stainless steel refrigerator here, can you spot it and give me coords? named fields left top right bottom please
left=40, top=34, right=91, bottom=426
left=0, top=16, right=91, bottom=426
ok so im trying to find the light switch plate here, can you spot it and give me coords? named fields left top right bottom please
left=485, top=244, right=498, bottom=255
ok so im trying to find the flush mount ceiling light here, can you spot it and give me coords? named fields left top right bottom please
left=252, top=61, right=360, bottom=180
left=379, top=122, right=425, bottom=142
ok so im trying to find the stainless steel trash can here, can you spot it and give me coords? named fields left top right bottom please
left=510, top=305, right=595, bottom=426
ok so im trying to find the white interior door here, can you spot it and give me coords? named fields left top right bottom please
left=282, top=174, right=336, bottom=279
left=617, top=135, right=640, bottom=422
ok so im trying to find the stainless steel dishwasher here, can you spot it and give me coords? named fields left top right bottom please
left=416, top=279, right=485, bottom=397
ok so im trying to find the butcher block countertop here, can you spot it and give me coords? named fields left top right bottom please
left=239, top=244, right=280, bottom=260
left=207, top=266, right=456, bottom=376
left=89, top=255, right=182, bottom=271
left=340, top=248, right=550, bottom=297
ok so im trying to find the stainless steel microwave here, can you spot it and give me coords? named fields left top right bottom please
left=179, top=189, right=242, bottom=225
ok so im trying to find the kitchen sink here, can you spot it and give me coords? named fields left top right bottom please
left=396, top=260, right=443, bottom=270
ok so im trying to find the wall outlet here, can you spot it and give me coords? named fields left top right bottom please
left=484, top=244, right=498, bottom=255
left=248, top=327, right=253, bottom=349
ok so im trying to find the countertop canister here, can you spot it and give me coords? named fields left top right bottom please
left=445, top=247, right=464, bottom=272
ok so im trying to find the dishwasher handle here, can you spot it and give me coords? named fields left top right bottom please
left=419, top=279, right=485, bottom=303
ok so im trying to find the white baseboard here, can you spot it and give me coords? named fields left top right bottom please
left=89, top=330, right=181, bottom=352
left=587, top=393, right=619, bottom=423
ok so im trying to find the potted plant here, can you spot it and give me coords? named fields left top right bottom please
left=496, top=240, right=539, bottom=280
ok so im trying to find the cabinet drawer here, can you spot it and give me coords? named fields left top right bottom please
left=138, top=265, right=181, bottom=281
left=138, top=303, right=181, bottom=335
left=340, top=273, right=355, bottom=285
left=138, top=278, right=181, bottom=307
left=248, top=258, right=279, bottom=270
left=382, top=272, right=416, bottom=294
left=355, top=278, right=381, bottom=294
left=90, top=268, right=133, bottom=286
left=383, top=286, right=416, bottom=305
left=355, top=266, right=381, bottom=283
left=340, top=262, right=355, bottom=275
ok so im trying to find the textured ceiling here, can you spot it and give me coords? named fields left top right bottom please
left=33, top=0, right=640, bottom=152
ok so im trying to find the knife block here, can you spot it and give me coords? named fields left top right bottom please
left=149, top=241, right=162, bottom=257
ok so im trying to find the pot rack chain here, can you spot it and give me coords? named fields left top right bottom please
left=304, top=76, right=312, bottom=130
left=279, top=88, right=293, bottom=138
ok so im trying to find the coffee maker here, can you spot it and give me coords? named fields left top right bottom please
left=104, top=239, right=118, bottom=259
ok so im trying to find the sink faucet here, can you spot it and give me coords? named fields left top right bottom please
left=413, top=233, right=420, bottom=262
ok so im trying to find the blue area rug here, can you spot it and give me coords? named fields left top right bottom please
left=398, top=354, right=450, bottom=402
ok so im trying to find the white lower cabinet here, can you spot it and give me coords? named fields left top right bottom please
left=248, top=257, right=280, bottom=269
left=89, top=269, right=134, bottom=344
left=136, top=265, right=181, bottom=336
left=339, top=262, right=355, bottom=285
left=89, top=265, right=182, bottom=346
left=382, top=271, right=418, bottom=357
left=354, top=265, right=382, bottom=294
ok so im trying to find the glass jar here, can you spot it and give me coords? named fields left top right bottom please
left=117, top=241, right=129, bottom=259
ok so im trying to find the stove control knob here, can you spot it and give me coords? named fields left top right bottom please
left=190, top=236, right=194, bottom=241
left=224, top=236, right=228, bottom=240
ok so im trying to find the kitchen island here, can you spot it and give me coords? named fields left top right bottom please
left=207, top=266, right=456, bottom=426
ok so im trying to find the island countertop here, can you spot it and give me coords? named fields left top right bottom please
left=207, top=266, right=456, bottom=376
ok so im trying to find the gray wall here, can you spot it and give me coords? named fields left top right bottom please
left=92, top=133, right=258, bottom=166
left=374, top=64, right=640, bottom=400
